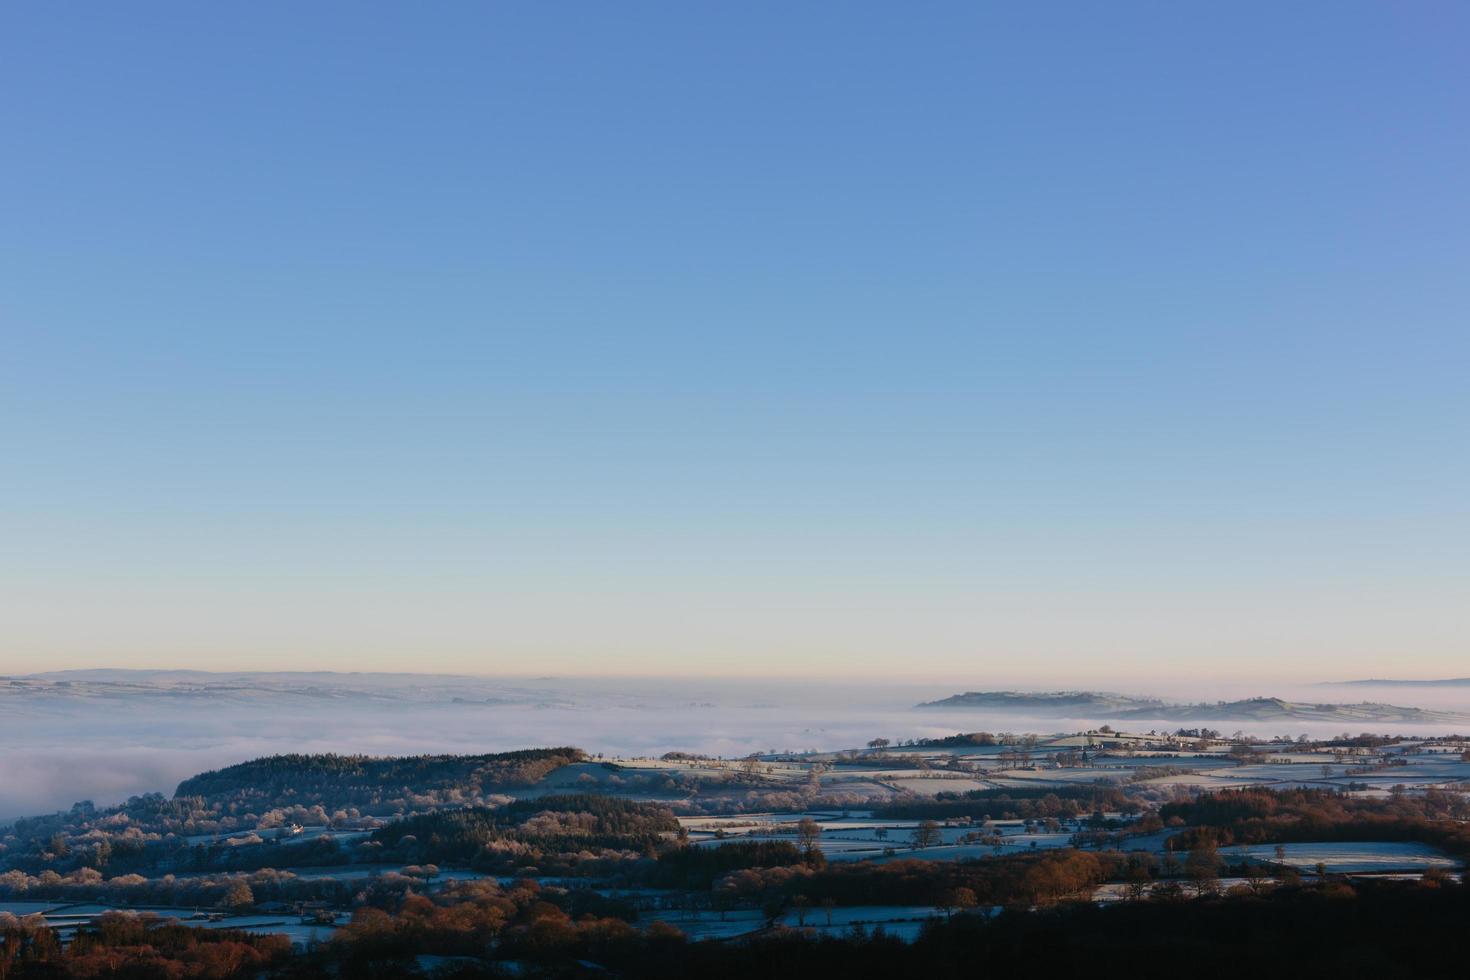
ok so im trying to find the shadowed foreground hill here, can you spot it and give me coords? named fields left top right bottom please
left=6, top=876, right=1452, bottom=980
left=608, top=879, right=1470, bottom=980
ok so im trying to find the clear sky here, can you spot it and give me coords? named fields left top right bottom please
left=3, top=2, right=1467, bottom=682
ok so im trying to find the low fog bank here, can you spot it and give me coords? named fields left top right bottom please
left=4, top=672, right=1468, bottom=822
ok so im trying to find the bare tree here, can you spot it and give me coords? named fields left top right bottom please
left=1247, top=862, right=1272, bottom=894
left=795, top=817, right=822, bottom=859
left=911, top=819, right=942, bottom=850
left=1185, top=839, right=1221, bottom=896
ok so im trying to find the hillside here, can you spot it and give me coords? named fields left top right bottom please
left=175, top=748, right=587, bottom=810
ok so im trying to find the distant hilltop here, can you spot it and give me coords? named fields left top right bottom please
left=1330, top=678, right=1470, bottom=687
left=917, top=691, right=1470, bottom=725
left=0, top=672, right=579, bottom=709
left=914, top=691, right=1167, bottom=713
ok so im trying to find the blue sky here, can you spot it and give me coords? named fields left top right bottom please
left=3, top=2, right=1467, bottom=680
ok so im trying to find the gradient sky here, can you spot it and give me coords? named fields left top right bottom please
left=3, top=2, right=1467, bottom=681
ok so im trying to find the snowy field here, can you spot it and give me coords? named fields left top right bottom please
left=642, top=905, right=949, bottom=941
left=1219, top=841, right=1462, bottom=874
left=0, top=904, right=341, bottom=948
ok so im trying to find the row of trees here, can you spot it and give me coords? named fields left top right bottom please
left=0, top=865, right=352, bottom=909
left=712, top=850, right=1123, bottom=908
left=874, top=785, right=1135, bottom=822
left=368, top=795, right=682, bottom=873
left=1160, top=786, right=1470, bottom=857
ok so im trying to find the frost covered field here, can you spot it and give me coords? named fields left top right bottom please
left=1220, top=841, right=1461, bottom=874
left=643, top=905, right=950, bottom=941
left=681, top=811, right=1083, bottom=862
left=0, top=901, right=341, bottom=948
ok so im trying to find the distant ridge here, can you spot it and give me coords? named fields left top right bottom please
left=918, top=691, right=1470, bottom=725
left=914, top=691, right=1167, bottom=713
left=1330, top=678, right=1470, bottom=687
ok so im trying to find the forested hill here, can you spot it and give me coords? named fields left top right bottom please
left=370, top=794, right=683, bottom=867
left=175, top=748, right=586, bottom=811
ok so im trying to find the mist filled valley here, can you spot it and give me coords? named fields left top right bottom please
left=5, top=670, right=1469, bottom=820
